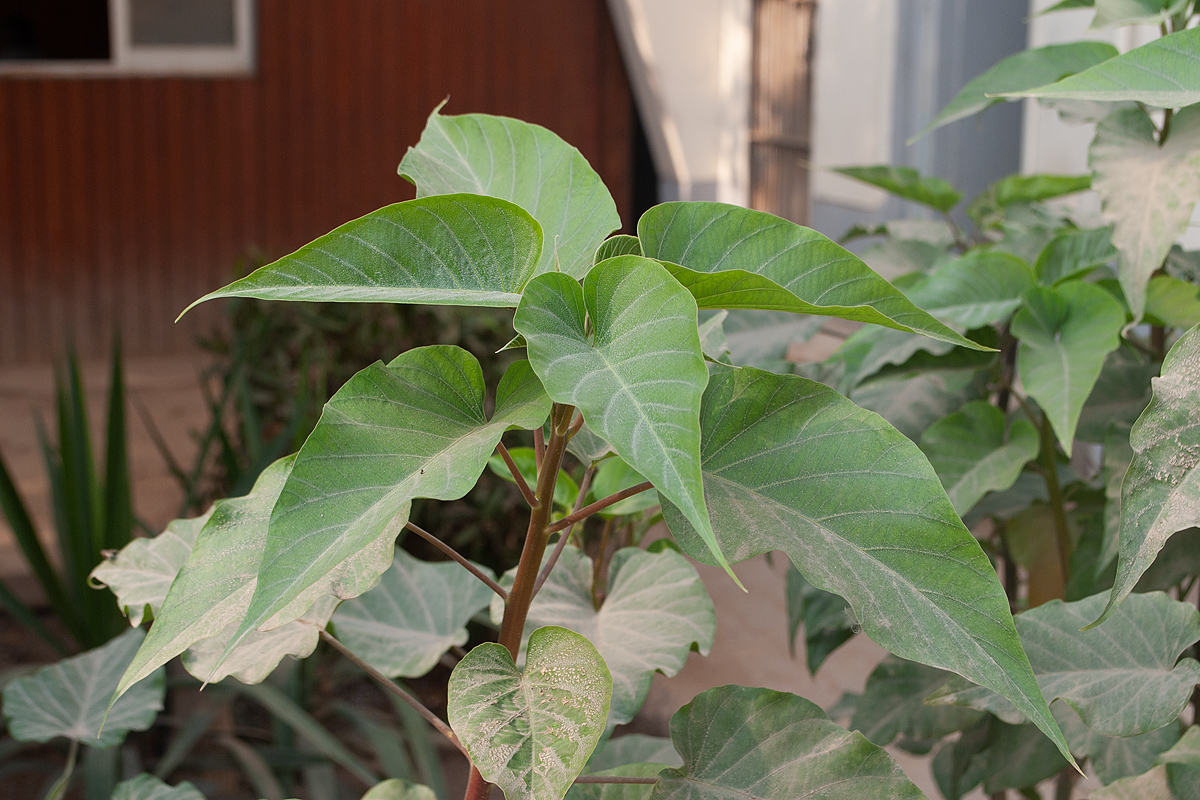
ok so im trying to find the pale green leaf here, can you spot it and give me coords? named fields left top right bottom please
left=637, top=202, right=986, bottom=351
left=360, top=779, right=438, bottom=800
left=331, top=550, right=495, bottom=679
left=565, top=423, right=614, bottom=465
left=981, top=721, right=1070, bottom=794
left=595, top=235, right=642, bottom=264
left=568, top=764, right=664, bottom=800
left=695, top=310, right=730, bottom=363
left=1012, top=282, right=1125, bottom=455
left=833, top=165, right=961, bottom=212
left=785, top=567, right=855, bottom=675
left=906, top=250, right=1036, bottom=328
left=1091, top=105, right=1200, bottom=320
left=720, top=310, right=824, bottom=372
left=1092, top=765, right=1174, bottom=800
left=587, top=457, right=657, bottom=518
left=1077, top=345, right=1157, bottom=443
left=514, top=256, right=722, bottom=572
left=587, top=736, right=681, bottom=773
left=1100, top=427, right=1136, bottom=573
left=992, top=173, right=1092, bottom=207
left=920, top=401, right=1040, bottom=516
left=1098, top=324, right=1200, bottom=625
left=2, top=628, right=164, bottom=748
left=1056, top=705, right=1180, bottom=785
left=448, top=626, right=612, bottom=800
left=660, top=365, right=1073, bottom=763
left=111, top=774, right=205, bottom=800
left=850, top=369, right=988, bottom=441
left=652, top=685, right=925, bottom=800
left=1146, top=275, right=1200, bottom=329
left=851, top=658, right=983, bottom=747
left=1036, top=226, right=1117, bottom=286
left=829, top=326, right=953, bottom=392
left=399, top=106, right=620, bottom=280
left=1092, top=0, right=1189, bottom=27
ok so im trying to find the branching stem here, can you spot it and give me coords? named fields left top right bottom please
left=546, top=482, right=654, bottom=533
left=533, top=466, right=596, bottom=598
left=405, top=522, right=507, bottom=600
left=497, top=442, right=538, bottom=507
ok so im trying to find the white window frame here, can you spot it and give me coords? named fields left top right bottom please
left=0, top=0, right=255, bottom=77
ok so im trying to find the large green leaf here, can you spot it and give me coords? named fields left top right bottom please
left=1036, top=226, right=1117, bottom=286
left=786, top=567, right=855, bottom=675
left=331, top=550, right=496, bottom=679
left=1098, top=324, right=1200, bottom=625
left=851, top=658, right=983, bottom=748
left=1056, top=705, right=1180, bottom=786
left=587, top=736, right=681, bottom=773
left=833, top=165, right=961, bottom=212
left=651, top=685, right=925, bottom=800
left=1092, top=765, right=1174, bottom=800
left=2, top=628, right=163, bottom=748
left=906, top=250, right=1036, bottom=328
left=1092, top=0, right=1189, bottom=27
left=182, top=195, right=542, bottom=315
left=1008, top=28, right=1200, bottom=107
left=490, top=546, right=714, bottom=730
left=920, top=401, right=1040, bottom=516
left=111, top=774, right=205, bottom=800
left=513, top=256, right=721, bottom=571
left=1077, top=345, right=1157, bottom=443
left=399, top=106, right=620, bottom=280
left=637, top=202, right=985, bottom=351
left=448, top=626, right=612, bottom=800
left=1091, top=105, right=1200, bottom=320
left=991, top=174, right=1092, bottom=207
left=226, top=349, right=551, bottom=664
left=1146, top=275, right=1200, bottom=329
left=1012, top=282, right=1125, bottom=455
left=916, top=42, right=1117, bottom=138
left=659, top=365, right=1072, bottom=763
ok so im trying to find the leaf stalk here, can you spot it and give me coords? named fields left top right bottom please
left=405, top=521, right=508, bottom=600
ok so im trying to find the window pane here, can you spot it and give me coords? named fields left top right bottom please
left=0, top=0, right=110, bottom=60
left=129, top=0, right=235, bottom=46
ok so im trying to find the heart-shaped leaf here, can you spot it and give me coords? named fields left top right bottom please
left=659, top=364, right=1072, bottom=763
left=1036, top=226, right=1117, bottom=286
left=833, top=165, right=961, bottom=212
left=637, top=202, right=985, bottom=351
left=399, top=105, right=620, bottom=280
left=111, top=774, right=205, bottom=800
left=331, top=550, right=496, bottom=678
left=448, top=626, right=612, bottom=800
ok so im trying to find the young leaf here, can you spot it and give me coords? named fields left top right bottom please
left=851, top=658, right=983, bottom=747
left=1091, top=105, right=1200, bottom=320
left=331, top=550, right=496, bottom=678
left=182, top=195, right=542, bottom=315
left=653, top=685, right=925, bottom=800
left=637, top=202, right=987, bottom=351
left=1012, top=283, right=1125, bottom=454
left=991, top=173, right=1092, bottom=207
left=227, top=350, right=551, bottom=662
left=595, top=235, right=642, bottom=263
left=1098, top=324, right=1200, bottom=625
left=2, top=628, right=164, bottom=748
left=1006, top=27, right=1200, bottom=107
left=833, top=165, right=961, bottom=212
left=111, top=774, right=205, bottom=800
left=659, top=365, right=1073, bottom=763
left=785, top=567, right=855, bottom=675
left=1036, top=226, right=1117, bottom=286
left=514, top=256, right=722, bottom=573
left=448, top=626, right=612, bottom=800
left=920, top=401, right=1040, bottom=516
left=399, top=105, right=620, bottom=280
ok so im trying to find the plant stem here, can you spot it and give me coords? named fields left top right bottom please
left=574, top=776, right=659, bottom=785
left=532, top=465, right=596, bottom=598
left=405, top=522, right=508, bottom=600
left=496, top=442, right=538, bottom=507
left=995, top=326, right=1017, bottom=414
left=1039, top=412, right=1073, bottom=589
left=319, top=629, right=467, bottom=758
left=592, top=517, right=615, bottom=610
left=1151, top=324, right=1166, bottom=361
left=534, top=426, right=546, bottom=469
left=546, top=481, right=654, bottom=534
left=942, top=210, right=970, bottom=251
left=1054, top=767, right=1076, bottom=800
left=1161, top=107, right=1174, bottom=146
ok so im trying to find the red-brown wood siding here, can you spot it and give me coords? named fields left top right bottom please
left=0, top=0, right=637, bottom=362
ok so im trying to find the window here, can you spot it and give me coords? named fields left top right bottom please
left=0, top=0, right=254, bottom=76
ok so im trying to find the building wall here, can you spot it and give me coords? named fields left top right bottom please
left=0, top=0, right=636, bottom=362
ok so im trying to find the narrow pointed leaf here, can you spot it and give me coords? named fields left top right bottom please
left=659, top=365, right=1072, bottom=763
left=448, top=626, right=612, bottom=800
left=833, top=165, right=961, bottom=212
left=652, top=685, right=925, bottom=800
left=399, top=106, right=620, bottom=279
left=331, top=550, right=496, bottom=678
left=111, top=774, right=205, bottom=800
left=991, top=173, right=1092, bottom=207
left=1099, top=324, right=1200, bottom=625
left=1012, top=283, right=1125, bottom=454
left=1036, top=226, right=1117, bottom=285
left=514, top=256, right=721, bottom=571
left=637, top=202, right=986, bottom=350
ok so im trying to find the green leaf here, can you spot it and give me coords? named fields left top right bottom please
left=1091, top=105, right=1200, bottom=320
left=851, top=369, right=987, bottom=441
left=587, top=457, right=657, bottom=518
left=1098, top=324, right=1200, bottom=625
left=360, top=780, right=438, bottom=800
left=1137, top=527, right=1200, bottom=591
left=1092, top=765, right=1174, bottom=800
left=930, top=722, right=988, bottom=800
left=568, top=764, right=663, bottom=800
left=1036, top=226, right=1117, bottom=286
left=491, top=546, right=713, bottom=731
left=399, top=105, right=620, bottom=280
left=448, top=626, right=612, bottom=800
left=182, top=195, right=542, bottom=315
left=1040, top=0, right=1094, bottom=13
left=719, top=310, right=824, bottom=372
left=981, top=720, right=1070, bottom=794
left=587, top=736, right=681, bottom=773
left=1093, top=0, right=1189, bottom=26
left=637, top=202, right=986, bottom=351
left=89, top=510, right=214, bottom=627
left=111, top=774, right=205, bottom=800
left=565, top=423, right=614, bottom=465
left=331, top=550, right=496, bottom=679
left=1077, top=345, right=1157, bottom=444
left=652, top=685, right=925, bottom=800
left=1056, top=705, right=1180, bottom=786
left=785, top=567, right=855, bottom=675
left=1146, top=275, right=1200, bottom=329
left=489, top=447, right=579, bottom=511
left=991, top=174, right=1092, bottom=207
left=920, top=402, right=1040, bottom=516
left=906, top=250, right=1036, bottom=328
left=1012, top=282, right=1125, bottom=455
left=595, top=235, right=642, bottom=264
left=851, top=658, right=983, bottom=747
left=916, top=42, right=1117, bottom=138
left=833, top=165, right=961, bottom=212
left=227, top=349, right=551, bottom=663
left=695, top=310, right=730, bottom=364
left=2, top=628, right=164, bottom=748
left=659, top=365, right=1073, bottom=763
left=514, top=256, right=721, bottom=572
left=828, top=327, right=952, bottom=392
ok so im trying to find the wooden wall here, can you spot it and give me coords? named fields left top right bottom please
left=0, top=0, right=636, bottom=362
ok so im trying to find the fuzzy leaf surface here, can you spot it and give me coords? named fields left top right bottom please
left=1036, top=226, right=1117, bottom=285
left=851, top=658, right=983, bottom=747
left=904, top=251, right=1036, bottom=329
left=112, top=774, right=205, bottom=800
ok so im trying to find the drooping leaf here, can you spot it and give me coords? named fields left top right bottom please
left=587, top=736, right=681, bottom=773
left=637, top=202, right=986, bottom=350
left=1098, top=324, right=1200, bottom=625
left=331, top=550, right=496, bottom=679
left=1092, top=0, right=1189, bottom=27
left=905, top=250, right=1036, bottom=329
left=595, top=235, right=642, bottom=264
left=89, top=509, right=214, bottom=627
left=652, top=685, right=925, bottom=800
left=991, top=173, right=1092, bottom=207
left=491, top=546, right=713, bottom=730
left=920, top=401, right=1040, bottom=516
left=1146, top=274, right=1200, bottom=329
left=660, top=365, right=1073, bottom=762
left=1093, top=104, right=1200, bottom=320
left=832, top=165, right=961, bottom=212
left=111, top=774, right=205, bottom=800
left=360, top=779, right=438, bottom=800
left=448, top=626, right=612, bottom=800
left=1012, top=282, right=1126, bottom=455
left=226, top=350, right=551, bottom=664
left=916, top=42, right=1117, bottom=138
left=399, top=106, right=620, bottom=280
left=587, top=457, right=657, bottom=518
left=1036, top=226, right=1117, bottom=286
left=514, top=256, right=721, bottom=572
left=785, top=567, right=855, bottom=675
left=3, top=628, right=164, bottom=748
left=851, top=658, right=983, bottom=748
